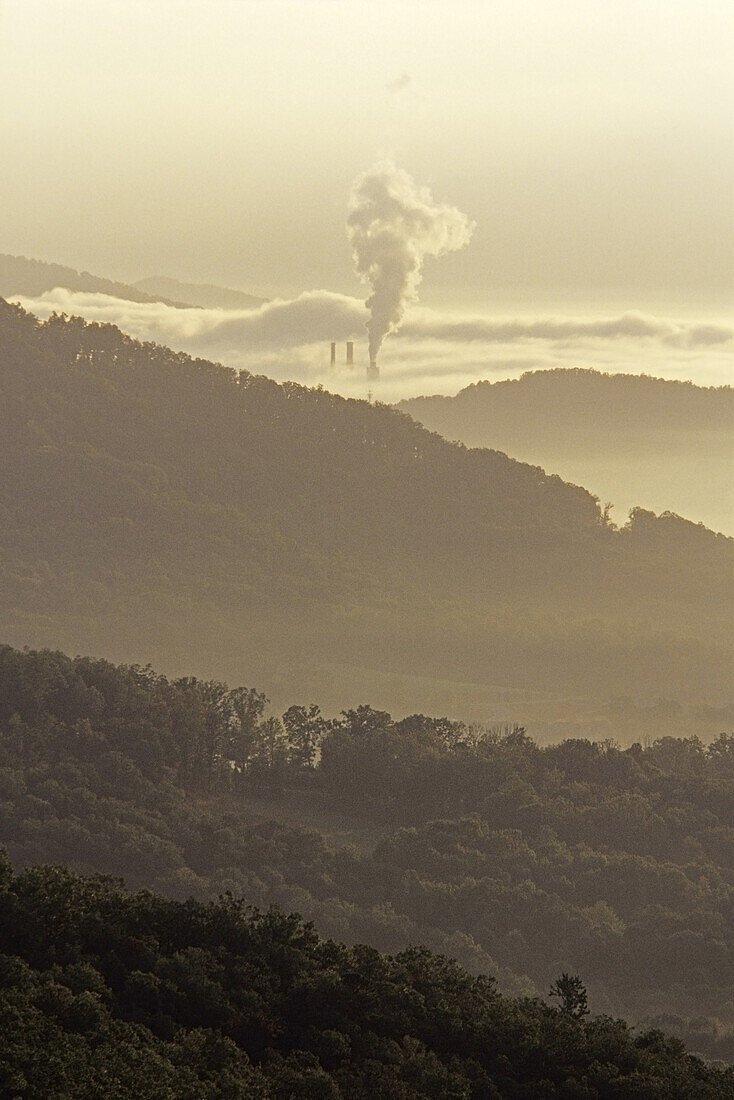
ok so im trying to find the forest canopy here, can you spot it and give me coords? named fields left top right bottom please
left=1, top=642, right=733, bottom=1064
left=4, top=849, right=734, bottom=1097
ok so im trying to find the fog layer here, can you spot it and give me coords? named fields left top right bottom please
left=10, top=287, right=734, bottom=401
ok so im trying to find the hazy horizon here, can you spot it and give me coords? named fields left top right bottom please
left=10, top=285, right=734, bottom=404
left=2, top=0, right=732, bottom=327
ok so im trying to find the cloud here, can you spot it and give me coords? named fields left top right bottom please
left=399, top=309, right=734, bottom=348
left=9, top=286, right=366, bottom=350
left=8, top=286, right=734, bottom=402
left=13, top=286, right=732, bottom=355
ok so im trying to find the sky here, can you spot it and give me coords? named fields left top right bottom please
left=1, top=0, right=733, bottom=398
left=1, top=0, right=733, bottom=306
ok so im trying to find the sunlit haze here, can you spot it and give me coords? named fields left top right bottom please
left=2, top=0, right=732, bottom=321
left=3, top=5, right=734, bottom=1081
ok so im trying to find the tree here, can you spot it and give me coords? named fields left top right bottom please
left=549, top=973, right=589, bottom=1019
left=339, top=705, right=392, bottom=738
left=248, top=716, right=289, bottom=789
left=395, top=714, right=468, bottom=751
left=226, top=687, right=268, bottom=775
left=282, top=704, right=329, bottom=768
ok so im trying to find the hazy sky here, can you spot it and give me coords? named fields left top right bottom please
left=2, top=0, right=733, bottom=313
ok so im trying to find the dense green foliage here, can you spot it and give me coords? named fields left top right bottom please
left=1, top=302, right=733, bottom=726
left=1, top=852, right=733, bottom=1099
left=2, top=643, right=734, bottom=1064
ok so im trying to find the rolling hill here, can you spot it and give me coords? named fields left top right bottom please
left=1, top=301, right=732, bottom=733
left=398, top=369, right=734, bottom=536
left=3, top=850, right=730, bottom=1097
left=0, top=254, right=266, bottom=314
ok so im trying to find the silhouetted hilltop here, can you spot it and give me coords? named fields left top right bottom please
left=398, top=368, right=734, bottom=535
left=0, top=253, right=190, bottom=308
left=1, top=302, right=732, bottom=717
left=134, top=274, right=267, bottom=309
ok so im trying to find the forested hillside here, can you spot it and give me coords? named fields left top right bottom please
left=4, top=855, right=733, bottom=1099
left=2, top=644, right=734, bottom=1063
left=398, top=369, right=734, bottom=536
left=1, top=302, right=732, bottom=729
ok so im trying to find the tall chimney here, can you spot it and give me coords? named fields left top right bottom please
left=367, top=356, right=379, bottom=380
left=330, top=341, right=336, bottom=366
left=346, top=341, right=354, bottom=366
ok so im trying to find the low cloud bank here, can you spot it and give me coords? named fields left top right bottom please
left=8, top=287, right=734, bottom=401
left=9, top=287, right=366, bottom=349
left=401, top=309, right=734, bottom=348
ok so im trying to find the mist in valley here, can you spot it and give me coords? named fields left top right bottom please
left=0, top=1, right=732, bottom=1095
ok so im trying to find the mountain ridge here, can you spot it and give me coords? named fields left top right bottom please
left=2, top=639, right=734, bottom=1067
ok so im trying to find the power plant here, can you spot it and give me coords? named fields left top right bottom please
left=328, top=341, right=378, bottom=381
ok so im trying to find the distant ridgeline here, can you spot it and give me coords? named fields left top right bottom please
left=2, top=642, right=734, bottom=1065
left=0, top=253, right=191, bottom=308
left=0, top=300, right=733, bottom=728
left=397, top=368, right=734, bottom=538
left=0, top=253, right=267, bottom=312
left=133, top=274, right=267, bottom=310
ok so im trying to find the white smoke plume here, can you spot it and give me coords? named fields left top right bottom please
left=347, top=161, right=474, bottom=366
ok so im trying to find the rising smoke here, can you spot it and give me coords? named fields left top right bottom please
left=347, top=162, right=474, bottom=370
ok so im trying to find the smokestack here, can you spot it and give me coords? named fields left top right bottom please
left=330, top=341, right=336, bottom=366
left=346, top=341, right=354, bottom=366
left=367, top=356, right=379, bottom=380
